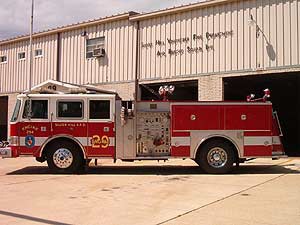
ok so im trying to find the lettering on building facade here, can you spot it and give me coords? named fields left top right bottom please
left=142, top=30, right=233, bottom=57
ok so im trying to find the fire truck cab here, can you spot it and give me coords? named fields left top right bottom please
left=0, top=80, right=285, bottom=174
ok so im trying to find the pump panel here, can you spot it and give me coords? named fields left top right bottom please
left=136, top=111, right=170, bottom=156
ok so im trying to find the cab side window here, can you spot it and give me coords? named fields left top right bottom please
left=89, top=100, right=110, bottom=120
left=23, top=100, right=48, bottom=119
left=57, top=101, right=83, bottom=118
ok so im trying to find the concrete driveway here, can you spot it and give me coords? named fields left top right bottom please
left=0, top=157, right=299, bottom=225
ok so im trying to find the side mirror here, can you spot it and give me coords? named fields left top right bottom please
left=24, top=98, right=33, bottom=120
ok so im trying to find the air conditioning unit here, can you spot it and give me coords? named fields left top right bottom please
left=93, top=48, right=105, bottom=58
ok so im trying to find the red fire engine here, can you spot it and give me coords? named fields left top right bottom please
left=0, top=80, right=285, bottom=174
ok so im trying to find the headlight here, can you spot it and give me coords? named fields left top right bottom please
left=9, top=136, right=19, bottom=146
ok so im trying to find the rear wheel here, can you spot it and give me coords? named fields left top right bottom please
left=195, top=140, right=235, bottom=174
left=46, top=141, right=83, bottom=174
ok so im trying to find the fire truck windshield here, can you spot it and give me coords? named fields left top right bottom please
left=11, top=99, right=21, bottom=122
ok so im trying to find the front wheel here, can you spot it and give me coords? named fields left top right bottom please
left=46, top=141, right=83, bottom=174
left=195, top=140, right=235, bottom=174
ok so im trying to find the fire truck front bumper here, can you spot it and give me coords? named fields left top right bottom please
left=0, top=147, right=12, bottom=158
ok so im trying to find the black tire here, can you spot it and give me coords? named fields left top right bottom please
left=86, top=159, right=92, bottom=165
left=46, top=140, right=84, bottom=174
left=195, top=140, right=235, bottom=174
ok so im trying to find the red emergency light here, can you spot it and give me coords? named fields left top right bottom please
left=247, top=88, right=271, bottom=102
left=159, top=85, right=175, bottom=101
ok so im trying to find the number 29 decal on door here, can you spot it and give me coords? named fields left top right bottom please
left=91, top=135, right=110, bottom=148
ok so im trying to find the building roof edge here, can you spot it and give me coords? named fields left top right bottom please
left=129, top=0, right=236, bottom=21
left=0, top=11, right=138, bottom=46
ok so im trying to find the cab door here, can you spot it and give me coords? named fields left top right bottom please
left=51, top=98, right=87, bottom=144
left=87, top=96, right=115, bottom=158
left=19, top=98, right=51, bottom=156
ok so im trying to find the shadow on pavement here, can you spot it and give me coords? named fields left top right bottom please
left=0, top=210, right=71, bottom=225
left=6, top=164, right=300, bottom=175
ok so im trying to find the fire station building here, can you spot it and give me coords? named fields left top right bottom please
left=0, top=0, right=299, bottom=155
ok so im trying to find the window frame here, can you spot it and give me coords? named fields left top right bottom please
left=0, top=55, right=7, bottom=64
left=56, top=100, right=84, bottom=120
left=21, top=99, right=49, bottom=121
left=88, top=99, right=112, bottom=121
left=86, top=37, right=105, bottom=59
left=18, top=52, right=26, bottom=61
left=34, top=49, right=43, bottom=58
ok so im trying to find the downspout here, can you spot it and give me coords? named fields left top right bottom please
left=56, top=32, right=61, bottom=81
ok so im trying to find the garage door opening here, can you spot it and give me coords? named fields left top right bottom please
left=0, top=96, right=8, bottom=141
left=140, top=80, right=198, bottom=101
left=224, top=72, right=300, bottom=156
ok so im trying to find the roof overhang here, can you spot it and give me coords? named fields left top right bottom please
left=0, top=11, right=139, bottom=46
left=130, top=0, right=237, bottom=22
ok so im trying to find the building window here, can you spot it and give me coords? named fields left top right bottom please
left=86, top=37, right=105, bottom=58
left=23, top=100, right=48, bottom=119
left=57, top=101, right=83, bottom=118
left=35, top=49, right=43, bottom=57
left=89, top=100, right=110, bottom=120
left=18, top=52, right=26, bottom=60
left=0, top=55, right=7, bottom=63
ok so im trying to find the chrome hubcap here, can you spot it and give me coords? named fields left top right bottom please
left=53, top=148, right=73, bottom=169
left=207, top=147, right=228, bottom=168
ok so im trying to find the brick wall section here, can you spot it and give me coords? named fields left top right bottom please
left=198, top=75, right=223, bottom=101
left=95, top=82, right=136, bottom=100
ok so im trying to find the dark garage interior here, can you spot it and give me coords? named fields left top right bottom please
left=140, top=80, right=198, bottom=101
left=224, top=72, right=300, bottom=156
left=0, top=96, right=8, bottom=141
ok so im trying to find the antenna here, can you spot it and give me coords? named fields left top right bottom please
left=29, top=0, right=34, bottom=93
left=28, top=0, right=34, bottom=119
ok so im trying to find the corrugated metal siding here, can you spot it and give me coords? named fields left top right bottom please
left=59, top=19, right=137, bottom=85
left=1, top=0, right=300, bottom=93
left=139, top=0, right=300, bottom=80
left=0, top=35, right=57, bottom=93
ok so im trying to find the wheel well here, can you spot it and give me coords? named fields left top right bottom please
left=41, top=137, right=86, bottom=160
left=196, top=137, right=239, bottom=162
